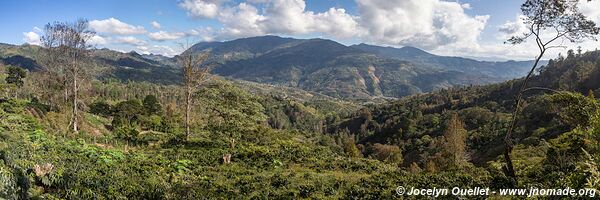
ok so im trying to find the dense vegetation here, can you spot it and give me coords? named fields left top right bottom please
left=182, top=36, right=538, bottom=100
left=1, top=47, right=599, bottom=198
left=351, top=43, right=544, bottom=79
left=329, top=49, right=600, bottom=189
left=0, top=4, right=599, bottom=196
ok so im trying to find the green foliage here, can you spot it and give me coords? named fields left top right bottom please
left=142, top=94, right=162, bottom=115
left=197, top=81, right=267, bottom=142
left=5, top=65, right=26, bottom=87
left=4, top=44, right=600, bottom=198
left=364, top=143, right=402, bottom=164
left=89, top=100, right=112, bottom=117
left=545, top=92, right=599, bottom=128
left=111, top=99, right=143, bottom=128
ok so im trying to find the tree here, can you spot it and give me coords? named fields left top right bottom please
left=5, top=65, right=26, bottom=98
left=5, top=66, right=26, bottom=88
left=178, top=48, right=211, bottom=141
left=89, top=100, right=112, bottom=117
left=504, top=0, right=600, bottom=183
left=367, top=143, right=403, bottom=164
left=443, top=113, right=467, bottom=166
left=143, top=94, right=162, bottom=115
left=41, top=19, right=95, bottom=133
left=112, top=99, right=144, bottom=128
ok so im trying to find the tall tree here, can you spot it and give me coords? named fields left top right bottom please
left=5, top=65, right=26, bottom=88
left=178, top=49, right=211, bottom=141
left=5, top=65, right=26, bottom=98
left=40, top=19, right=95, bottom=133
left=143, top=94, right=163, bottom=115
left=504, top=0, right=599, bottom=183
left=443, top=113, right=467, bottom=166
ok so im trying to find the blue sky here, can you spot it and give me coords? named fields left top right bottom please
left=1, top=0, right=599, bottom=60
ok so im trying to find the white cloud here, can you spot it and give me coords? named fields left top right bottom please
left=179, top=0, right=360, bottom=39
left=187, top=27, right=218, bottom=41
left=148, top=31, right=187, bottom=41
left=579, top=0, right=600, bottom=24
left=176, top=0, right=597, bottom=60
left=488, top=2, right=600, bottom=61
left=357, top=0, right=489, bottom=50
left=89, top=35, right=109, bottom=45
left=498, top=15, right=527, bottom=37
left=151, top=21, right=161, bottom=29
left=116, top=36, right=147, bottom=46
left=178, top=0, right=223, bottom=18
left=137, top=45, right=179, bottom=57
left=178, top=0, right=487, bottom=51
left=461, top=3, right=471, bottom=10
left=258, top=1, right=360, bottom=38
left=22, top=31, right=41, bottom=45
left=89, top=18, right=147, bottom=35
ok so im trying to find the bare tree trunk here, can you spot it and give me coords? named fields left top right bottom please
left=72, top=59, right=78, bottom=133
left=504, top=50, right=545, bottom=184
left=185, top=85, right=191, bottom=141
left=64, top=82, right=68, bottom=104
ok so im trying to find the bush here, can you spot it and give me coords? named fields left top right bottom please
left=365, top=143, right=403, bottom=164
left=114, top=126, right=140, bottom=142
left=89, top=100, right=112, bottom=117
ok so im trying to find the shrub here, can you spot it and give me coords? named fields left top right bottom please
left=89, top=100, right=112, bottom=117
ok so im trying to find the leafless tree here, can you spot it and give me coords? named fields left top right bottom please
left=504, top=0, right=599, bottom=184
left=178, top=44, right=212, bottom=141
left=41, top=19, right=95, bottom=133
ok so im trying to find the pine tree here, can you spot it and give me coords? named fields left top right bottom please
left=443, top=113, right=467, bottom=166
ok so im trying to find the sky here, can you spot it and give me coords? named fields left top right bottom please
left=1, top=0, right=600, bottom=60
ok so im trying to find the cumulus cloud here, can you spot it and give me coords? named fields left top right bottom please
left=116, top=36, right=147, bottom=46
left=178, top=0, right=223, bottom=18
left=89, top=18, right=147, bottom=35
left=23, top=31, right=41, bottom=45
left=148, top=31, right=187, bottom=41
left=357, top=0, right=489, bottom=50
left=179, top=0, right=360, bottom=39
left=89, top=35, right=109, bottom=45
left=151, top=21, right=161, bottom=29
left=491, top=1, right=600, bottom=60
left=178, top=0, right=488, bottom=51
left=498, top=16, right=526, bottom=36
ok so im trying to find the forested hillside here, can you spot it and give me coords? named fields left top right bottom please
left=181, top=36, right=538, bottom=99
left=328, top=49, right=600, bottom=188
left=0, top=43, right=180, bottom=84
left=1, top=67, right=493, bottom=199
left=2, top=45, right=600, bottom=198
left=351, top=43, right=546, bottom=79
left=1, top=0, right=600, bottom=197
left=1, top=35, right=541, bottom=101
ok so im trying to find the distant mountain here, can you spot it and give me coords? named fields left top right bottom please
left=0, top=44, right=180, bottom=84
left=188, top=36, right=536, bottom=100
left=329, top=49, right=600, bottom=166
left=350, top=43, right=545, bottom=79
left=1, top=36, right=541, bottom=100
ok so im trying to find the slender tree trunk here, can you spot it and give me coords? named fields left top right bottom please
left=504, top=50, right=545, bottom=184
left=64, top=81, right=68, bottom=104
left=72, top=59, right=78, bottom=133
left=185, top=85, right=191, bottom=140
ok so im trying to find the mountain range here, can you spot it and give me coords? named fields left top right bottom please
left=186, top=36, right=542, bottom=99
left=1, top=36, right=543, bottom=100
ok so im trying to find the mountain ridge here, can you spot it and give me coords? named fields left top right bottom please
left=188, top=36, right=536, bottom=99
left=1, top=35, right=543, bottom=100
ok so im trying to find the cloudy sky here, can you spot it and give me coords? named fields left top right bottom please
left=1, top=0, right=600, bottom=60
